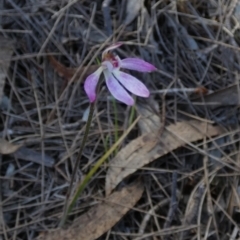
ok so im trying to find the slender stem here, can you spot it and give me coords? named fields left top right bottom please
left=112, top=98, right=119, bottom=155
left=59, top=102, right=95, bottom=227
left=66, top=115, right=140, bottom=215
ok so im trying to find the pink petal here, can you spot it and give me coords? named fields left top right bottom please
left=102, top=42, right=123, bottom=57
left=103, top=70, right=134, bottom=105
left=113, top=70, right=150, bottom=98
left=84, top=67, right=103, bottom=102
left=120, top=58, right=156, bottom=72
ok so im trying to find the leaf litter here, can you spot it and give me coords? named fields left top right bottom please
left=124, top=0, right=144, bottom=25
left=1, top=0, right=240, bottom=239
left=38, top=180, right=144, bottom=240
left=48, top=55, right=98, bottom=82
left=0, top=138, right=22, bottom=155
left=106, top=114, right=224, bottom=195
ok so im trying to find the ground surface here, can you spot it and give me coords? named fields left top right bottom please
left=1, top=0, right=240, bottom=239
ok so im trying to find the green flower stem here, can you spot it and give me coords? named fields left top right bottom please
left=112, top=98, right=119, bottom=155
left=66, top=115, right=140, bottom=216
left=128, top=104, right=136, bottom=126
left=59, top=102, right=95, bottom=227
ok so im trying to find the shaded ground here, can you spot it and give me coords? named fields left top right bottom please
left=1, top=0, right=240, bottom=239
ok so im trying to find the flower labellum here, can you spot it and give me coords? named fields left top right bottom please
left=84, top=43, right=156, bottom=105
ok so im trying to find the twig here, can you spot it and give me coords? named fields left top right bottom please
left=163, top=172, right=178, bottom=237
left=139, top=199, right=169, bottom=235
left=151, top=87, right=209, bottom=95
left=180, top=184, right=205, bottom=240
left=102, top=0, right=113, bottom=36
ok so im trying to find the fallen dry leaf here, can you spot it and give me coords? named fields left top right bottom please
left=124, top=0, right=144, bottom=25
left=48, top=55, right=98, bottom=82
left=0, top=138, right=22, bottom=155
left=37, top=181, right=144, bottom=240
left=136, top=102, right=161, bottom=134
left=105, top=120, right=224, bottom=195
left=0, top=36, right=15, bottom=104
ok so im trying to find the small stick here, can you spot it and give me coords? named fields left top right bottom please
left=151, top=87, right=209, bottom=95
left=164, top=172, right=178, bottom=230
left=102, top=0, right=113, bottom=36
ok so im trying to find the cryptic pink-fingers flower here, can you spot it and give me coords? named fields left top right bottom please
left=84, top=43, right=156, bottom=105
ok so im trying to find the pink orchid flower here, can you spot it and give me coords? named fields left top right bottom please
left=84, top=43, right=156, bottom=105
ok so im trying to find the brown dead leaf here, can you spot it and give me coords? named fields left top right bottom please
left=105, top=120, right=224, bottom=195
left=48, top=55, right=98, bottom=82
left=0, top=138, right=22, bottom=155
left=37, top=181, right=144, bottom=240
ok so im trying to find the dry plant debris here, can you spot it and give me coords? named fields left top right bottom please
left=1, top=0, right=240, bottom=239
left=38, top=181, right=144, bottom=240
left=191, top=83, right=240, bottom=108
left=48, top=55, right=98, bottom=82
left=0, top=35, right=14, bottom=104
left=124, top=0, right=145, bottom=25
left=0, top=138, right=22, bottom=155
left=0, top=36, right=14, bottom=110
left=106, top=119, right=224, bottom=196
left=0, top=138, right=53, bottom=167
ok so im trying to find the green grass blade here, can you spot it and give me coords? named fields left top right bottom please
left=67, top=115, right=140, bottom=215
